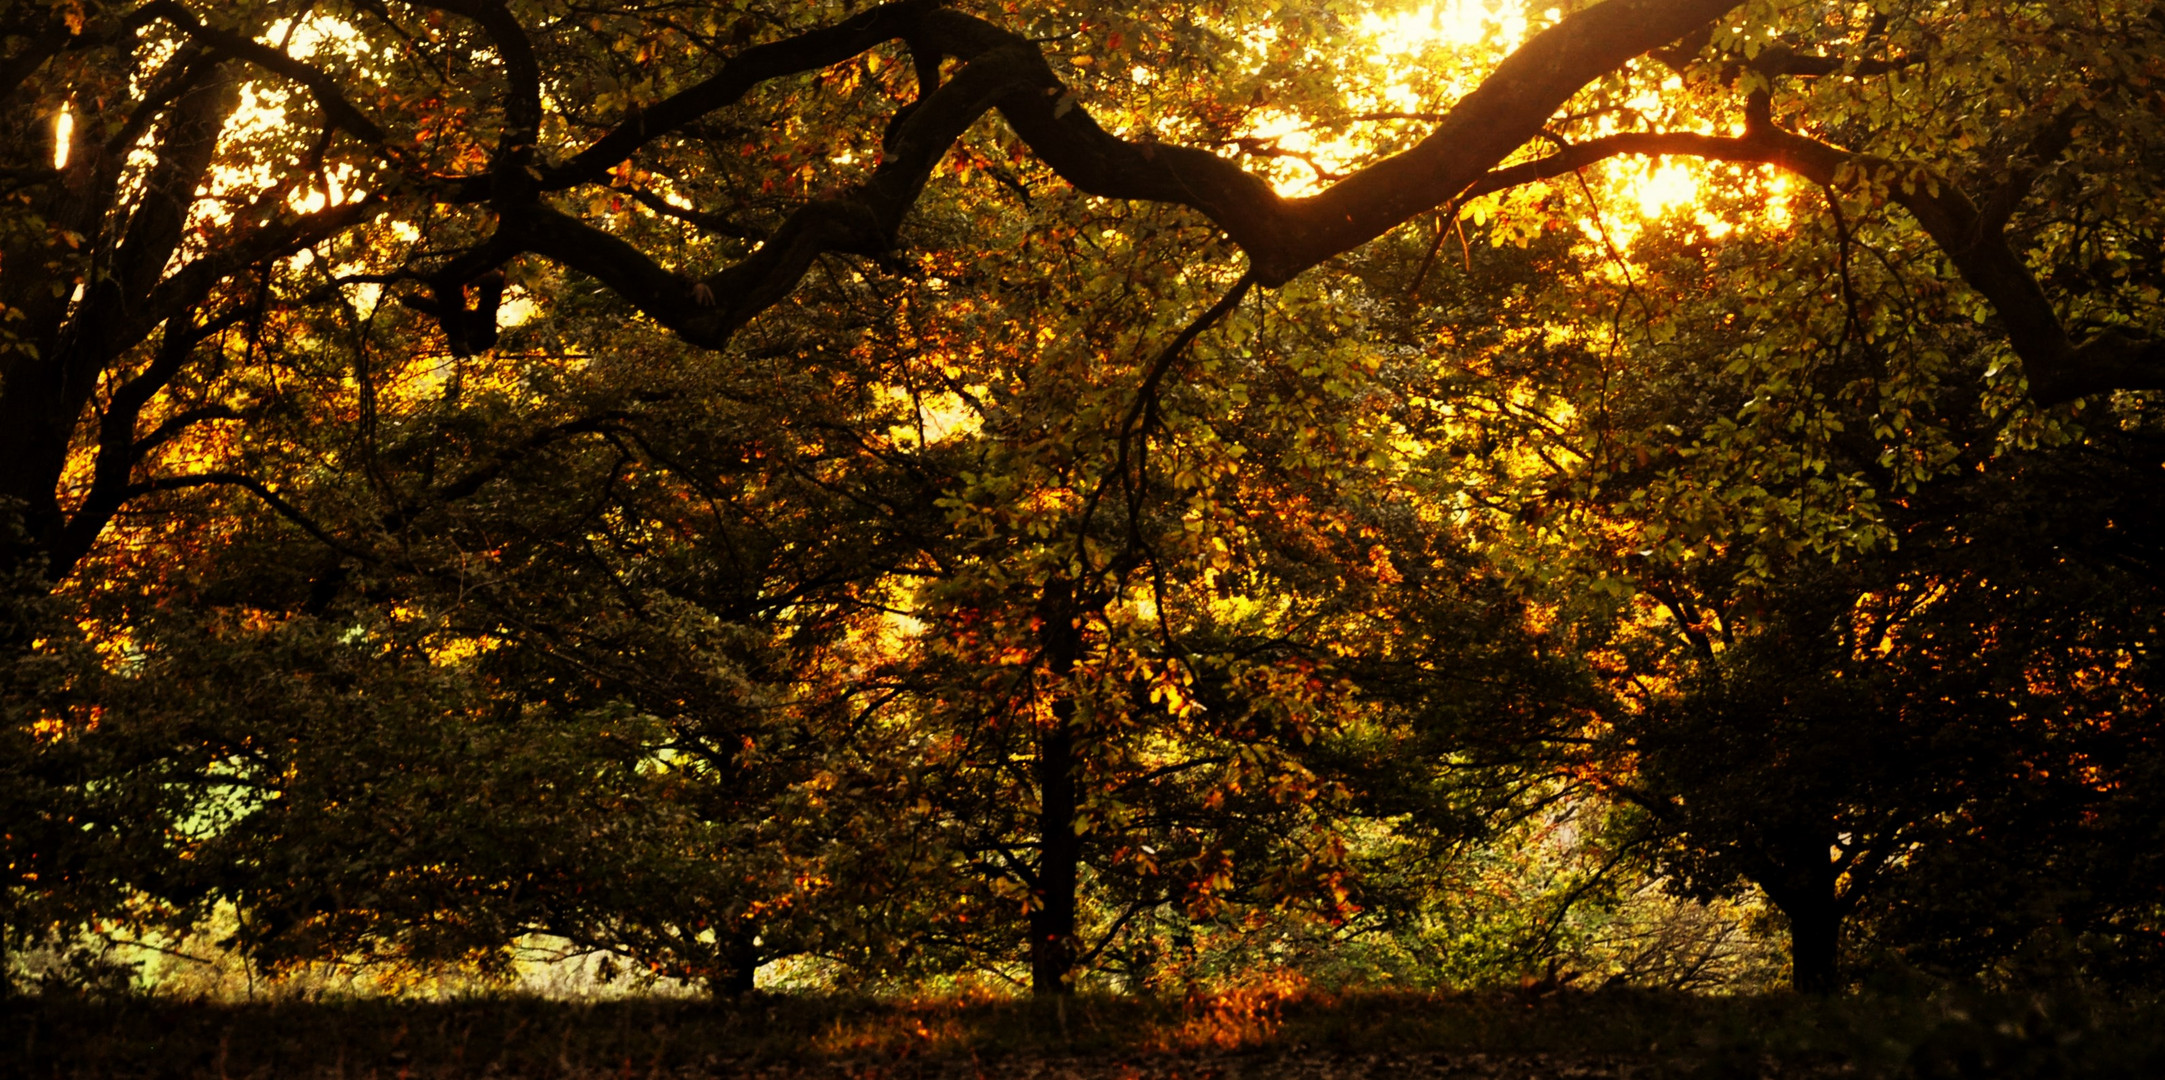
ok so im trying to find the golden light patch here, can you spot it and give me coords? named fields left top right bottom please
left=1359, top=1, right=1525, bottom=58
left=52, top=105, right=72, bottom=170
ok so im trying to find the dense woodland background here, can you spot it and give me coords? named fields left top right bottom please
left=2, top=0, right=2163, bottom=1009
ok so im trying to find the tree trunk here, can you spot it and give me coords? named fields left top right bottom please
left=1756, top=821, right=1847, bottom=994
left=1787, top=895, right=1840, bottom=994
left=1030, top=699, right=1079, bottom=995
left=1030, top=581, right=1084, bottom=996
left=710, top=933, right=760, bottom=997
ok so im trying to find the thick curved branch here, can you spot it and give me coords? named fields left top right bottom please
left=902, top=1, right=1740, bottom=284
left=512, top=40, right=1048, bottom=346
left=1465, top=125, right=2163, bottom=404
left=541, top=0, right=947, bottom=190
left=509, top=0, right=2151, bottom=403
left=513, top=0, right=1743, bottom=350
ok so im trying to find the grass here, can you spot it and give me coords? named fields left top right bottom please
left=7, top=983, right=2165, bottom=1078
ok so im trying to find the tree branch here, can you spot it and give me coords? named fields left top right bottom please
left=540, top=0, right=948, bottom=191
left=950, top=0, right=1744, bottom=284
left=510, top=0, right=1743, bottom=353
left=1456, top=125, right=2164, bottom=404
left=623, top=187, right=766, bottom=240
left=143, top=0, right=387, bottom=145
left=412, top=0, right=541, bottom=192
left=510, top=39, right=1052, bottom=347
left=123, top=472, right=376, bottom=563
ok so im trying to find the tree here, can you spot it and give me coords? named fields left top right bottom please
left=1612, top=449, right=2163, bottom=992
left=8, top=0, right=2165, bottom=997
left=1366, top=149, right=2165, bottom=990
left=7, top=0, right=2162, bottom=589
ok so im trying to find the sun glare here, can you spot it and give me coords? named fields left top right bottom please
left=263, top=15, right=367, bottom=60
left=1359, top=1, right=1524, bottom=57
left=1322, top=4, right=1759, bottom=248
left=1633, top=162, right=1698, bottom=219
left=1239, top=0, right=1724, bottom=232
left=1234, top=3, right=1531, bottom=196
left=53, top=105, right=72, bottom=170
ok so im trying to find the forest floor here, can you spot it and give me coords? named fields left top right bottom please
left=7, top=984, right=2163, bottom=1079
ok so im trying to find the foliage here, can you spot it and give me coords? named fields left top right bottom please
left=4, top=0, right=2164, bottom=1002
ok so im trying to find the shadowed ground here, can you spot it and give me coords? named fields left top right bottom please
left=8, top=987, right=2162, bottom=1078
